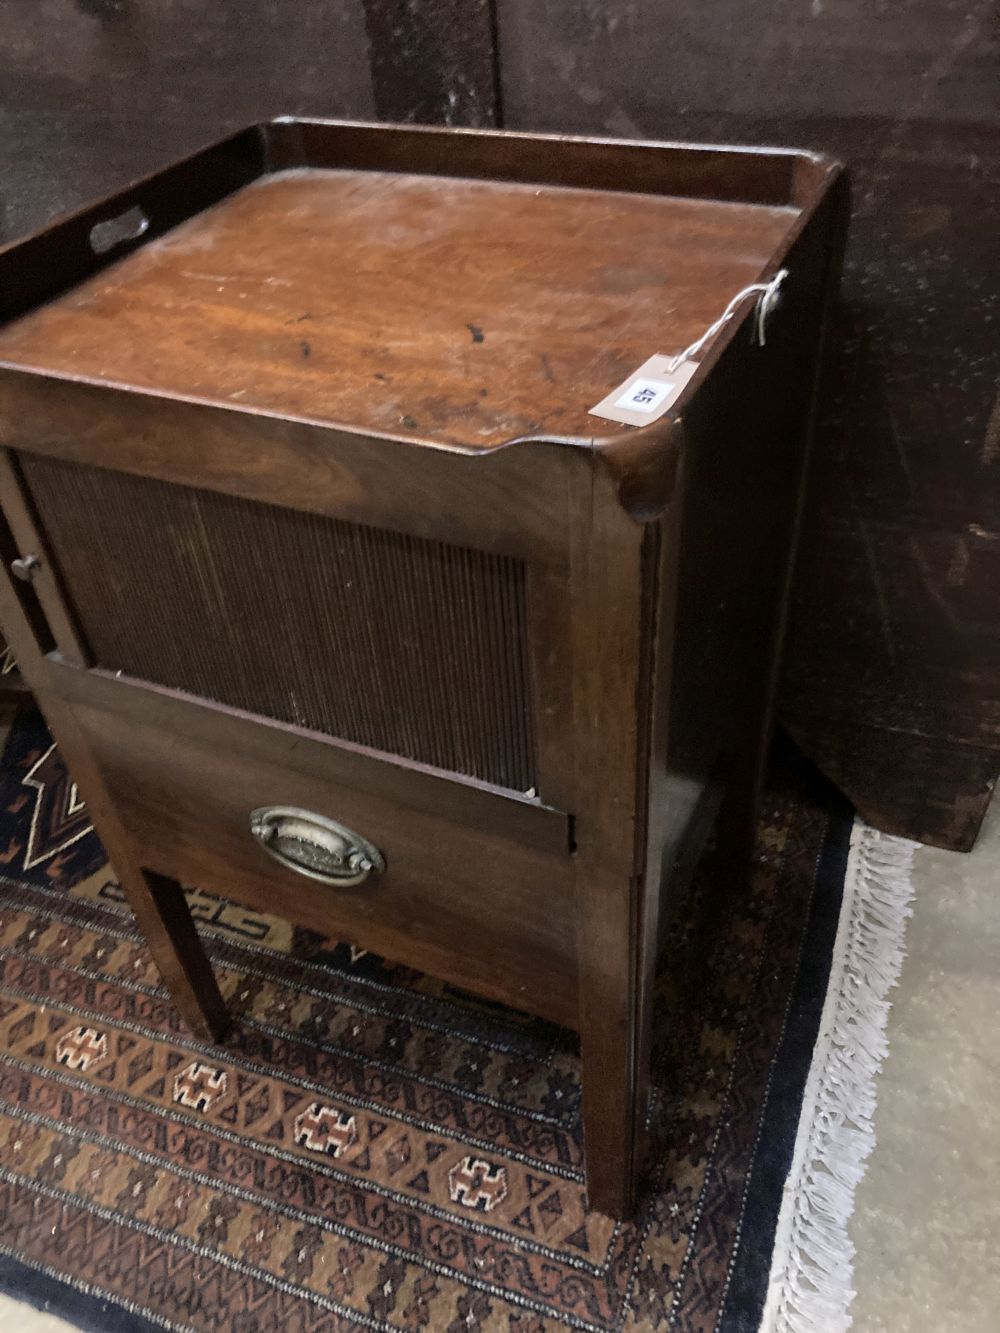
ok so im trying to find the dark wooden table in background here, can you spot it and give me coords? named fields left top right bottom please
left=0, top=0, right=996, bottom=849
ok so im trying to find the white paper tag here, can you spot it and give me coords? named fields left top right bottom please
left=589, top=356, right=699, bottom=426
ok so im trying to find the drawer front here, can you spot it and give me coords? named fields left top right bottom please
left=69, top=688, right=579, bottom=1028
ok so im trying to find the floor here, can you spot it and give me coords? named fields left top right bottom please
left=0, top=798, right=996, bottom=1332
left=849, top=793, right=1000, bottom=1333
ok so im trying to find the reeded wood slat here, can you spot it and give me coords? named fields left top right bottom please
left=19, top=453, right=538, bottom=792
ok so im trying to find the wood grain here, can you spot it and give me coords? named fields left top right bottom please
left=0, top=164, right=798, bottom=449
left=71, top=696, right=578, bottom=1028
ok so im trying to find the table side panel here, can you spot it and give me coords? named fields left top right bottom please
left=0, top=376, right=575, bottom=564
left=285, top=118, right=811, bottom=205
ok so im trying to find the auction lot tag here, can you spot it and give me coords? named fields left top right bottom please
left=589, top=355, right=699, bottom=426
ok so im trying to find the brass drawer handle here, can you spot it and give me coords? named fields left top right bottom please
left=249, top=806, right=385, bottom=887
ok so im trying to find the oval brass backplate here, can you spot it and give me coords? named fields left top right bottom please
left=249, top=806, right=385, bottom=887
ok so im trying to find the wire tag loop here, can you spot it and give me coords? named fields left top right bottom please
left=666, top=268, right=788, bottom=372
left=588, top=269, right=790, bottom=426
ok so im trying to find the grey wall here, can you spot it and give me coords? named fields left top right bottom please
left=0, top=0, right=373, bottom=238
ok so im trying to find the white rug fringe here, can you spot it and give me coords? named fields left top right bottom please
left=759, top=821, right=918, bottom=1333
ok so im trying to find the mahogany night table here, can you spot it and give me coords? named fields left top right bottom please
left=0, top=119, right=845, bottom=1217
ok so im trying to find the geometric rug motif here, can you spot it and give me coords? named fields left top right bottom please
left=0, top=717, right=102, bottom=887
left=20, top=742, right=90, bottom=870
left=0, top=707, right=853, bottom=1332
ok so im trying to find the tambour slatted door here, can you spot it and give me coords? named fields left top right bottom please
left=17, top=453, right=539, bottom=794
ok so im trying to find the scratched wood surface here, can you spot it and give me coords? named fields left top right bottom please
left=0, top=167, right=797, bottom=447
left=496, top=0, right=1000, bottom=848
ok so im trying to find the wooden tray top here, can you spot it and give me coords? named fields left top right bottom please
left=0, top=167, right=800, bottom=450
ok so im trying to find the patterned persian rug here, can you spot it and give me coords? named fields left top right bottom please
left=0, top=708, right=855, bottom=1333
